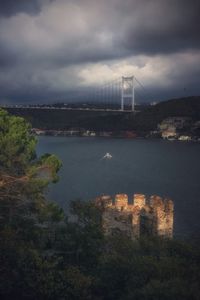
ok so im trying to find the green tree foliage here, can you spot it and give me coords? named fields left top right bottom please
left=62, top=200, right=104, bottom=269
left=1, top=108, right=200, bottom=300
left=0, top=109, right=96, bottom=300
left=0, top=109, right=36, bottom=172
left=0, top=109, right=62, bottom=223
left=95, top=235, right=200, bottom=300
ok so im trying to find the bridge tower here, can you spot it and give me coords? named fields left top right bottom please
left=121, top=76, right=135, bottom=111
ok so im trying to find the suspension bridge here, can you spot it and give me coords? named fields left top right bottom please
left=64, top=75, right=151, bottom=112
left=2, top=75, right=152, bottom=112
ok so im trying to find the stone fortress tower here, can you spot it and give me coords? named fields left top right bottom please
left=95, top=194, right=174, bottom=239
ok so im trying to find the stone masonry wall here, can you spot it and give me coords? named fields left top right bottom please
left=95, top=194, right=174, bottom=239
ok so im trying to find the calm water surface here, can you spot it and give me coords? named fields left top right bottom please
left=37, top=136, right=200, bottom=237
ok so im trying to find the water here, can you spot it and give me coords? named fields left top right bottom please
left=37, top=136, right=200, bottom=237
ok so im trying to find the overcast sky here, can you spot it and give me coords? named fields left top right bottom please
left=0, top=0, right=199, bottom=104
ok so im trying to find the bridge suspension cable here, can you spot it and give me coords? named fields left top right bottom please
left=65, top=75, right=151, bottom=111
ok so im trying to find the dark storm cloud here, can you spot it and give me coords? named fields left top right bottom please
left=120, top=0, right=200, bottom=55
left=0, top=0, right=199, bottom=103
left=1, top=0, right=199, bottom=65
left=0, top=0, right=42, bottom=17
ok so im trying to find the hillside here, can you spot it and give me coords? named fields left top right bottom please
left=128, top=96, right=200, bottom=132
left=5, top=96, right=200, bottom=134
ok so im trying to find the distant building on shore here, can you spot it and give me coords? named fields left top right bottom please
left=158, top=117, right=191, bottom=139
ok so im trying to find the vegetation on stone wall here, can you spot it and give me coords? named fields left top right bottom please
left=0, top=109, right=200, bottom=300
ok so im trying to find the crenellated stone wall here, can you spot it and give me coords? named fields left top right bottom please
left=95, top=193, right=174, bottom=239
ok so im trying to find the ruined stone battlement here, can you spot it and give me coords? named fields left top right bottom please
left=95, top=194, right=174, bottom=239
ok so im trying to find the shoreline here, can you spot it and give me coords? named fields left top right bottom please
left=32, top=128, right=200, bottom=142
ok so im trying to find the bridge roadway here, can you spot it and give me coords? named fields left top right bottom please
left=2, top=105, right=139, bottom=113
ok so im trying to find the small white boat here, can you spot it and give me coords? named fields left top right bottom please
left=103, top=152, right=112, bottom=159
